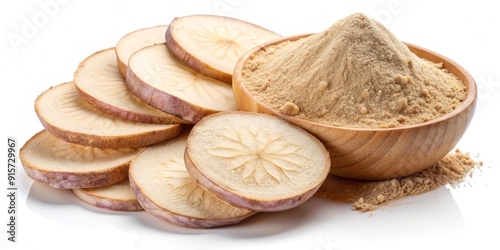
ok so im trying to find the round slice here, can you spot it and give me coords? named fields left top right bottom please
left=126, top=43, right=237, bottom=123
left=129, top=130, right=255, bottom=228
left=184, top=112, right=331, bottom=212
left=72, top=179, right=143, bottom=211
left=166, top=15, right=281, bottom=83
left=74, top=47, right=189, bottom=124
left=35, top=81, right=182, bottom=149
left=20, top=130, right=142, bottom=189
left=115, top=25, right=168, bottom=78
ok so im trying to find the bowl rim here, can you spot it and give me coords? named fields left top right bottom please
left=233, top=33, right=477, bottom=132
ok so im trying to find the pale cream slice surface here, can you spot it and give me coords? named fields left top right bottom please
left=74, top=47, right=188, bottom=124
left=186, top=112, right=331, bottom=202
left=115, top=25, right=168, bottom=77
left=128, top=43, right=237, bottom=112
left=21, top=130, right=141, bottom=173
left=167, top=15, right=281, bottom=78
left=20, top=130, right=142, bottom=188
left=129, top=132, right=254, bottom=223
left=36, top=82, right=180, bottom=138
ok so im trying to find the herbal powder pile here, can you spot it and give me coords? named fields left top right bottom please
left=241, top=13, right=467, bottom=128
left=314, top=149, right=481, bottom=212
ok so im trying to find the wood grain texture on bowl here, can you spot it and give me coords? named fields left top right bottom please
left=233, top=35, right=477, bottom=180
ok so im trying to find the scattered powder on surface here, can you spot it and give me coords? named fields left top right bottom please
left=314, top=149, right=482, bottom=212
left=241, top=13, right=467, bottom=128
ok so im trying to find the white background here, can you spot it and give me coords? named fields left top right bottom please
left=1, top=0, right=499, bottom=249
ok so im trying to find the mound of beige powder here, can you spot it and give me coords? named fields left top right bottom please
left=240, top=13, right=467, bottom=128
left=314, top=149, right=482, bottom=212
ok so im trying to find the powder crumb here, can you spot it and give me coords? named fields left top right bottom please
left=395, top=75, right=410, bottom=84
left=260, top=82, right=270, bottom=91
left=376, top=194, right=385, bottom=203
left=433, top=62, right=445, bottom=69
left=407, top=59, right=413, bottom=68
left=402, top=178, right=415, bottom=189
left=390, top=179, right=400, bottom=188
left=360, top=106, right=368, bottom=115
left=391, top=97, right=408, bottom=111
left=421, top=88, right=430, bottom=97
left=361, top=89, right=370, bottom=99
left=318, top=80, right=329, bottom=91
left=414, top=177, right=424, bottom=184
left=279, top=101, right=300, bottom=116
left=423, top=178, right=431, bottom=185
left=319, top=107, right=330, bottom=117
left=396, top=115, right=406, bottom=123
left=315, top=149, right=481, bottom=212
left=241, top=13, right=467, bottom=128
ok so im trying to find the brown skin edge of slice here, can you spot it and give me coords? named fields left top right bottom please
left=128, top=173, right=256, bottom=228
left=19, top=130, right=144, bottom=189
left=125, top=66, right=219, bottom=124
left=183, top=149, right=325, bottom=212
left=20, top=156, right=129, bottom=189
left=72, top=189, right=144, bottom=211
left=116, top=51, right=128, bottom=79
left=35, top=109, right=182, bottom=149
left=165, top=23, right=232, bottom=84
left=74, top=83, right=190, bottom=125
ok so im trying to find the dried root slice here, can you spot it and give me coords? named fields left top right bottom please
left=35, top=82, right=181, bottom=148
left=166, top=15, right=281, bottom=83
left=129, top=130, right=255, bottom=228
left=126, top=43, right=237, bottom=123
left=72, top=179, right=143, bottom=211
left=185, top=112, right=331, bottom=212
left=20, top=130, right=142, bottom=189
left=115, top=25, right=168, bottom=78
left=74, top=47, right=189, bottom=124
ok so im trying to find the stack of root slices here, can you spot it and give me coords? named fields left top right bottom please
left=20, top=15, right=330, bottom=228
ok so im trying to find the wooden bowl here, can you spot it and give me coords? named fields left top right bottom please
left=233, top=34, right=477, bottom=181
